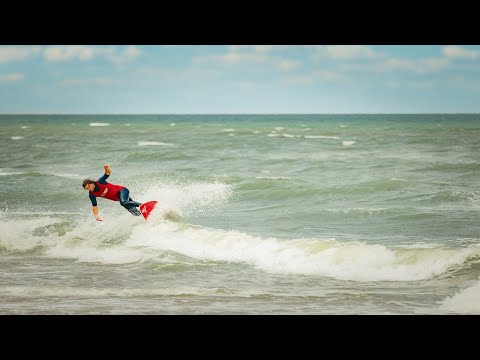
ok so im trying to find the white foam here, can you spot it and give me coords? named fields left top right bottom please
left=0, top=170, right=80, bottom=179
left=342, top=140, right=356, bottom=146
left=439, top=280, right=480, bottom=314
left=282, top=133, right=295, bottom=138
left=47, top=240, right=147, bottom=264
left=255, top=176, right=290, bottom=180
left=0, top=216, right=62, bottom=251
left=138, top=181, right=233, bottom=218
left=275, top=127, right=284, bottom=131
left=5, top=206, right=480, bottom=282
left=123, top=225, right=480, bottom=282
left=170, top=123, right=176, bottom=126
left=124, top=124, right=131, bottom=127
left=89, top=123, right=110, bottom=127
left=11, top=136, right=24, bottom=140
left=138, top=141, right=174, bottom=147
left=267, top=133, right=280, bottom=137
left=0, top=169, right=23, bottom=176
left=305, top=135, right=340, bottom=140
left=221, top=129, right=235, bottom=132
left=21, top=126, right=29, bottom=129
left=51, top=173, right=83, bottom=179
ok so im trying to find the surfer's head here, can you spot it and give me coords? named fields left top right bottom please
left=82, top=179, right=95, bottom=191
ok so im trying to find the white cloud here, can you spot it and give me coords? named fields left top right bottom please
left=132, top=65, right=219, bottom=84
left=161, top=45, right=189, bottom=48
left=325, top=45, right=378, bottom=59
left=276, top=59, right=301, bottom=71
left=420, top=58, right=451, bottom=71
left=44, top=46, right=97, bottom=61
left=105, top=46, right=142, bottom=64
left=283, top=70, right=343, bottom=84
left=343, top=57, right=450, bottom=73
left=124, top=45, right=141, bottom=59
left=0, top=73, right=25, bottom=82
left=0, top=46, right=41, bottom=63
left=43, top=45, right=141, bottom=64
left=381, top=57, right=450, bottom=73
left=228, top=45, right=279, bottom=53
left=309, top=45, right=380, bottom=60
left=193, top=52, right=268, bottom=65
left=193, top=46, right=293, bottom=68
left=443, top=46, right=478, bottom=59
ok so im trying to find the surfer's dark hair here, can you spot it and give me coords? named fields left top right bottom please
left=82, top=179, right=95, bottom=188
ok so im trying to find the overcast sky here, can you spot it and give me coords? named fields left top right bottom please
left=1, top=45, right=479, bottom=114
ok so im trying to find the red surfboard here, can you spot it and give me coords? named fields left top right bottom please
left=139, top=201, right=158, bottom=220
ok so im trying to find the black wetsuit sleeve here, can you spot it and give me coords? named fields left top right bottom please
left=97, top=173, right=109, bottom=184
left=89, top=173, right=108, bottom=206
left=89, top=193, right=97, bottom=206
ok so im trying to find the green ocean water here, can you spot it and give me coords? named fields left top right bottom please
left=1, top=114, right=480, bottom=314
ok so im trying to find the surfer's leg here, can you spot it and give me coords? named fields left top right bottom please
left=118, top=188, right=141, bottom=215
left=128, top=197, right=142, bottom=207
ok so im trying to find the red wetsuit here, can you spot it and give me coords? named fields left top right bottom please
left=89, top=181, right=125, bottom=202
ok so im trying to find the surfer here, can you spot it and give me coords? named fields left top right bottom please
left=82, top=164, right=141, bottom=221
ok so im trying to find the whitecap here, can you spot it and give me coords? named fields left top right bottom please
left=305, top=135, right=340, bottom=140
left=138, top=141, right=174, bottom=147
left=440, top=280, right=480, bottom=314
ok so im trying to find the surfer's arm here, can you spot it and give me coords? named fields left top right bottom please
left=92, top=206, right=102, bottom=222
left=97, top=174, right=109, bottom=184
left=88, top=194, right=101, bottom=221
left=97, top=164, right=111, bottom=184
